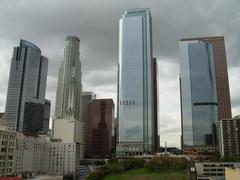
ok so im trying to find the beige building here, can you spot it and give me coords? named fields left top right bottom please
left=15, top=133, right=50, bottom=175
left=217, top=116, right=240, bottom=157
left=0, top=127, right=16, bottom=177
left=0, top=113, right=4, bottom=126
left=225, top=167, right=240, bottom=180
left=48, top=141, right=80, bottom=175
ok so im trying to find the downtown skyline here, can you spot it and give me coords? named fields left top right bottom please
left=0, top=0, right=240, bottom=148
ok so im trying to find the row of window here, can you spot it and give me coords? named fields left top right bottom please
left=119, top=100, right=135, bottom=106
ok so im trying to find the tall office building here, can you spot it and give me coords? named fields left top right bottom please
left=152, top=58, right=159, bottom=152
left=85, top=99, right=114, bottom=158
left=53, top=36, right=82, bottom=144
left=4, top=40, right=50, bottom=134
left=117, top=8, right=155, bottom=157
left=180, top=36, right=231, bottom=151
left=181, top=37, right=231, bottom=121
left=55, top=36, right=82, bottom=120
left=81, top=92, right=96, bottom=156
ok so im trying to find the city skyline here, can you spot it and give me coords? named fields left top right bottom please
left=0, top=0, right=240, bottom=147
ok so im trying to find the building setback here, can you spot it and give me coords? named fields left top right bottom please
left=117, top=8, right=156, bottom=157
left=217, top=116, right=240, bottom=157
left=85, top=99, right=114, bottom=158
left=4, top=40, right=50, bottom=134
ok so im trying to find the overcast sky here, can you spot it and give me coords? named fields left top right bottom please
left=0, top=0, right=239, bottom=147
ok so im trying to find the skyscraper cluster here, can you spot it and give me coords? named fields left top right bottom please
left=0, top=7, right=239, bottom=179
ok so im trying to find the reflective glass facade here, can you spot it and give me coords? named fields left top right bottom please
left=180, top=40, right=218, bottom=146
left=5, top=40, right=50, bottom=134
left=117, top=8, right=154, bottom=153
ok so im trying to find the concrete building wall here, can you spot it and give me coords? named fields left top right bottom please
left=48, top=142, right=80, bottom=175
left=14, top=134, right=50, bottom=175
left=0, top=128, right=16, bottom=177
left=225, top=168, right=240, bottom=180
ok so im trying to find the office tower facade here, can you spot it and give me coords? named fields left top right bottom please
left=0, top=128, right=16, bottom=177
left=85, top=99, right=114, bottom=158
left=181, top=37, right=231, bottom=121
left=53, top=36, right=82, bottom=143
left=43, top=100, right=51, bottom=134
left=180, top=36, right=231, bottom=150
left=81, top=92, right=96, bottom=156
left=152, top=58, right=159, bottom=152
left=117, top=8, right=155, bottom=157
left=55, top=36, right=82, bottom=120
left=4, top=40, right=50, bottom=134
left=217, top=116, right=240, bottom=157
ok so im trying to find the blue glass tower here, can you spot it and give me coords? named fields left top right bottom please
left=5, top=40, right=50, bottom=134
left=180, top=40, right=218, bottom=147
left=117, top=8, right=154, bottom=157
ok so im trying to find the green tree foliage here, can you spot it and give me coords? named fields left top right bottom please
left=144, top=157, right=187, bottom=171
left=87, top=168, right=106, bottom=180
left=123, top=157, right=145, bottom=170
left=108, top=162, right=125, bottom=174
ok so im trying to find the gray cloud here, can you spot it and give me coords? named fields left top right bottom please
left=0, top=0, right=239, bottom=147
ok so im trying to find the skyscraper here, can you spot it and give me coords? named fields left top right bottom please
left=81, top=92, right=96, bottom=155
left=181, top=37, right=231, bottom=121
left=85, top=99, right=114, bottom=158
left=5, top=40, right=50, bottom=134
left=152, top=58, right=159, bottom=152
left=55, top=36, right=82, bottom=120
left=53, top=36, right=83, bottom=144
left=117, top=8, right=155, bottom=157
left=180, top=36, right=231, bottom=151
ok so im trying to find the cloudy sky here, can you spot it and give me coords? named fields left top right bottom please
left=0, top=0, right=239, bottom=147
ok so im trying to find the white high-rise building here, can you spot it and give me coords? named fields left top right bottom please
left=51, top=36, right=83, bottom=175
left=53, top=36, right=83, bottom=145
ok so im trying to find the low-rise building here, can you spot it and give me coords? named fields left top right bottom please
left=217, top=116, right=240, bottom=157
left=195, top=162, right=240, bottom=180
left=14, top=133, right=50, bottom=176
left=48, top=140, right=80, bottom=175
left=0, top=128, right=16, bottom=177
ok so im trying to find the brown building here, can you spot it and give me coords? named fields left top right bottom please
left=85, top=99, right=114, bottom=158
left=181, top=36, right=232, bottom=121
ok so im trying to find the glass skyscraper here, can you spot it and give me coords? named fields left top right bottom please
left=180, top=39, right=219, bottom=147
left=5, top=40, right=50, bottom=134
left=117, top=8, right=155, bottom=157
